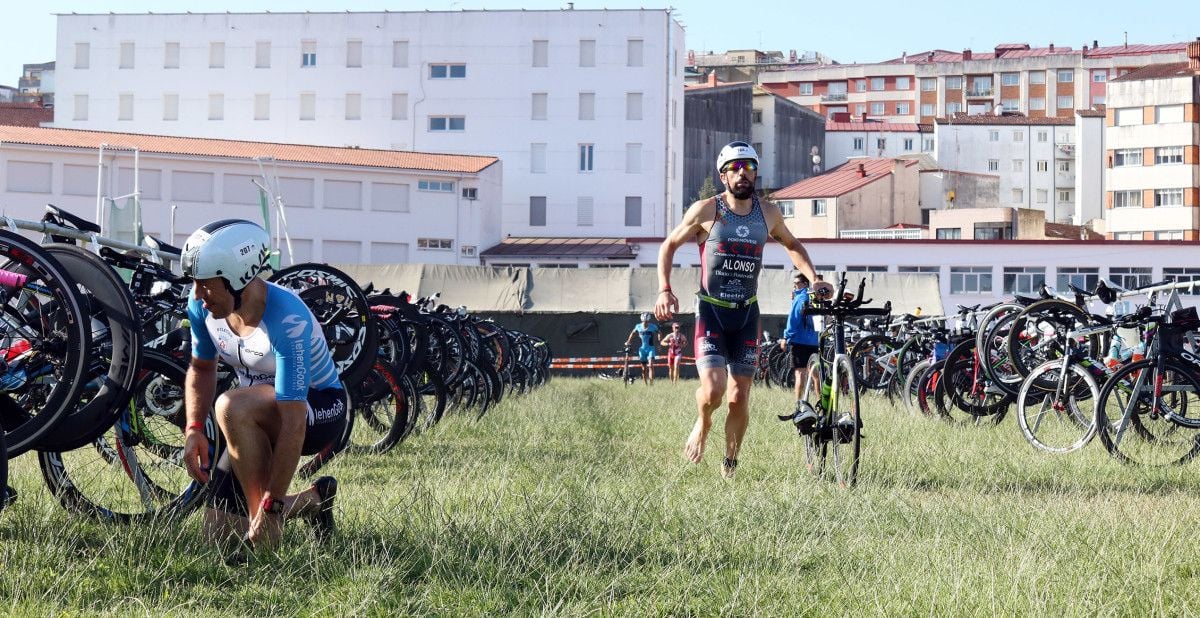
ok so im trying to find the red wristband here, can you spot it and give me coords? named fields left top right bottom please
left=185, top=421, right=204, bottom=433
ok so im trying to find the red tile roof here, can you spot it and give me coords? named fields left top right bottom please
left=0, top=125, right=498, bottom=173
left=935, top=113, right=1074, bottom=126
left=1086, top=43, right=1188, bottom=58
left=1076, top=106, right=1106, bottom=118
left=1111, top=62, right=1198, bottom=82
left=825, top=121, right=930, bottom=133
left=772, top=158, right=917, bottom=199
left=0, top=103, right=53, bottom=128
left=872, top=42, right=1186, bottom=65
left=480, top=237, right=635, bottom=259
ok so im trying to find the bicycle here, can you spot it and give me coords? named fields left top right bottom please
left=779, top=277, right=890, bottom=487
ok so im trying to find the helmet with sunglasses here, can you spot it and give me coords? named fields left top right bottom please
left=716, top=141, right=760, bottom=173
left=181, top=219, right=272, bottom=291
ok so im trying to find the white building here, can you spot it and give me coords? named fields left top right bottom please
left=934, top=114, right=1078, bottom=220
left=0, top=124, right=501, bottom=265
left=823, top=119, right=934, bottom=169
left=51, top=9, right=686, bottom=244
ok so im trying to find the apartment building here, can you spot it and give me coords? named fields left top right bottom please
left=934, top=114, right=1081, bottom=222
left=771, top=158, right=922, bottom=238
left=823, top=119, right=934, bottom=169
left=51, top=10, right=686, bottom=244
left=17, top=61, right=55, bottom=106
left=756, top=42, right=1188, bottom=125
left=1102, top=41, right=1200, bottom=241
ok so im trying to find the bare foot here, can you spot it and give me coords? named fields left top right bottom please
left=684, top=419, right=709, bottom=463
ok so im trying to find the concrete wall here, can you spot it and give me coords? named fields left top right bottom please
left=767, top=94, right=825, bottom=190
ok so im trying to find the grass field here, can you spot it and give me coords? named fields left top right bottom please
left=4, top=377, right=1200, bottom=615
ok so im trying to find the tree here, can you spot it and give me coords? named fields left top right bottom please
left=692, top=175, right=719, bottom=206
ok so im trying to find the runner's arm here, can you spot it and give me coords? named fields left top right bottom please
left=655, top=199, right=712, bottom=320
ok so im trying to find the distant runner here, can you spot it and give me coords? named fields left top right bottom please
left=661, top=322, right=689, bottom=383
left=624, top=312, right=662, bottom=385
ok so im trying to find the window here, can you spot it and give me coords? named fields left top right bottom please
left=1011, top=130, right=1023, bottom=142
left=208, top=93, right=223, bottom=120
left=991, top=130, right=1004, bottom=142
left=870, top=77, right=886, bottom=91
left=300, top=93, right=315, bottom=120
left=752, top=109, right=763, bottom=123
left=627, top=39, right=643, bottom=67
left=1012, top=188, right=1023, bottom=203
left=1057, top=267, right=1098, bottom=292
left=798, top=83, right=813, bottom=95
left=895, top=77, right=910, bottom=90
left=6, top=161, right=52, bottom=194
left=847, top=266, right=888, bottom=273
left=1092, top=70, right=1107, bottom=82
left=346, top=40, right=362, bottom=68
left=921, top=103, right=934, bottom=116
left=1156, top=231, right=1185, bottom=241
left=1002, top=99, right=1019, bottom=112
left=163, top=94, right=179, bottom=121
left=896, top=102, right=910, bottom=115
left=345, top=93, right=361, bottom=120
left=852, top=138, right=864, bottom=151
left=1057, top=69, right=1074, bottom=82
left=430, top=64, right=466, bottom=78
left=1164, top=267, right=1200, bottom=294
left=253, top=93, right=270, bottom=120
left=947, top=102, right=961, bottom=114
left=417, top=238, right=453, bottom=251
left=579, top=92, right=595, bottom=120
left=1001, top=72, right=1019, bottom=86
left=626, top=92, right=643, bottom=120
left=171, top=171, right=214, bottom=203
left=856, top=79, right=866, bottom=92
left=1056, top=95, right=1073, bottom=109
left=578, top=144, right=594, bottom=172
left=533, top=40, right=549, bottom=67
left=428, top=116, right=465, bottom=131
left=579, top=39, right=596, bottom=67
left=945, top=266, right=993, bottom=295
left=530, top=143, right=547, bottom=173
left=1037, top=131, right=1048, bottom=142
left=1004, top=266, right=1046, bottom=294
left=876, top=138, right=887, bottom=150
left=828, top=81, right=848, bottom=95
left=1115, top=107, right=1142, bottom=126
left=1113, top=190, right=1142, bottom=208
left=391, top=93, right=408, bottom=120
left=417, top=180, right=454, bottom=192
left=256, top=41, right=271, bottom=68
left=987, top=159, right=999, bottom=172
left=392, top=41, right=409, bottom=67
left=1058, top=160, right=1072, bottom=172
left=1034, top=160, right=1048, bottom=173
left=625, top=196, right=642, bottom=226
left=898, top=266, right=940, bottom=273
left=626, top=143, right=642, bottom=173
left=531, top=92, right=547, bottom=120
left=1029, top=71, right=1045, bottom=84
left=164, top=42, right=180, bottom=68
left=74, top=42, right=89, bottom=69
left=1156, top=146, right=1184, bottom=164
left=119, top=42, right=134, bottom=69
left=856, top=104, right=866, bottom=115
left=778, top=201, right=795, bottom=217
left=812, top=199, right=827, bottom=216
left=301, top=40, right=316, bottom=67
left=529, top=196, right=546, bottom=226
left=936, top=228, right=962, bottom=239
left=1155, top=188, right=1184, bottom=207
left=1114, top=149, right=1143, bottom=167
left=923, top=138, right=934, bottom=151
left=210, top=42, right=225, bottom=68
left=118, top=93, right=133, bottom=121
left=975, top=223, right=1011, bottom=240
left=73, top=94, right=87, bottom=120
left=921, top=78, right=937, bottom=91
left=1110, top=267, right=1152, bottom=290
left=461, top=245, right=477, bottom=258
left=1012, top=159, right=1024, bottom=172
left=324, top=180, right=363, bottom=210
left=1058, top=190, right=1072, bottom=202
left=945, top=76, right=962, bottom=90
left=870, top=102, right=885, bottom=115
left=904, top=138, right=914, bottom=151
left=1157, top=105, right=1184, bottom=123
left=577, top=196, right=594, bottom=226
left=1029, top=98, right=1046, bottom=111
left=1036, top=189, right=1048, bottom=203
left=456, top=187, right=477, bottom=201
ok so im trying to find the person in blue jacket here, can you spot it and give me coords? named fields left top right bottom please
left=783, top=272, right=822, bottom=431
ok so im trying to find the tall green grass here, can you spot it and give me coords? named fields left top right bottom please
left=4, top=378, right=1200, bottom=615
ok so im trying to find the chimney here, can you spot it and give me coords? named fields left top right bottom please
left=857, top=163, right=866, bottom=178
left=708, top=71, right=717, bottom=87
left=963, top=48, right=972, bottom=61
left=1093, top=39, right=1099, bottom=49
left=928, top=51, right=935, bottom=62
left=1083, top=45, right=1089, bottom=54
left=1190, top=38, right=1200, bottom=71
left=901, top=51, right=907, bottom=64
left=1049, top=43, right=1055, bottom=52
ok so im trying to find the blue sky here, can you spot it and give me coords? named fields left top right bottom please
left=5, top=0, right=1199, bottom=88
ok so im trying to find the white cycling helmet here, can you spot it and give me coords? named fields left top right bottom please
left=640, top=312, right=652, bottom=322
left=716, top=141, right=760, bottom=173
left=181, top=219, right=271, bottom=291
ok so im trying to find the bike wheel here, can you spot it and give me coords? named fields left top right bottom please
left=1017, top=359, right=1099, bottom=453
left=901, top=359, right=932, bottom=416
left=850, top=334, right=898, bottom=391
left=37, top=351, right=220, bottom=522
left=799, top=353, right=825, bottom=476
left=1096, top=359, right=1200, bottom=466
left=270, top=263, right=378, bottom=385
left=826, top=355, right=861, bottom=487
left=0, top=428, right=7, bottom=514
left=346, top=359, right=415, bottom=455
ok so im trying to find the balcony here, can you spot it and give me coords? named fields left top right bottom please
left=821, top=93, right=848, bottom=102
left=840, top=228, right=924, bottom=240
left=1057, top=143, right=1075, bottom=158
left=965, top=88, right=994, bottom=98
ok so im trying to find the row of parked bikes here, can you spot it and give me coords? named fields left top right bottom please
left=0, top=205, right=552, bottom=521
left=760, top=275, right=1200, bottom=473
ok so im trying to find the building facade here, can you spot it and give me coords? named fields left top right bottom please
left=51, top=10, right=686, bottom=243
left=823, top=120, right=934, bottom=170
left=771, top=158, right=922, bottom=238
left=751, top=86, right=825, bottom=192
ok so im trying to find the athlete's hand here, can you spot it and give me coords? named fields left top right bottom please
left=655, top=290, right=678, bottom=321
left=183, top=430, right=210, bottom=484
